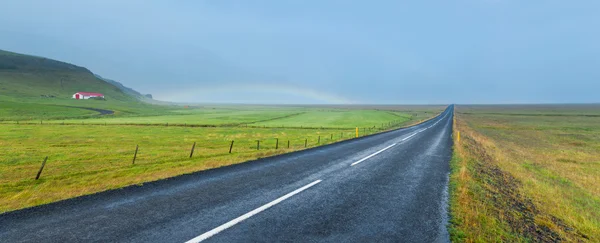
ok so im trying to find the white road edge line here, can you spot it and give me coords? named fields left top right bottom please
left=185, top=179, right=322, bottom=243
left=351, top=143, right=397, bottom=166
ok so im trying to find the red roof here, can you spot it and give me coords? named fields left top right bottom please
left=76, top=92, right=104, bottom=96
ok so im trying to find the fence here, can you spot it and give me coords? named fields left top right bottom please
left=3, top=120, right=409, bottom=181
left=27, top=129, right=383, bottom=180
left=1, top=120, right=407, bottom=131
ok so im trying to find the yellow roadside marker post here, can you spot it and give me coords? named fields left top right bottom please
left=457, top=131, right=460, bottom=143
left=356, top=127, right=359, bottom=138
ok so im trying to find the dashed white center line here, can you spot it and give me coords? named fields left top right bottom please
left=185, top=179, right=322, bottom=243
left=351, top=143, right=397, bottom=166
left=186, top=110, right=452, bottom=242
left=351, top=111, right=451, bottom=167
left=401, top=132, right=419, bottom=141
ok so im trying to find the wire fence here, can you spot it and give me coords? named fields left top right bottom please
left=15, top=125, right=408, bottom=181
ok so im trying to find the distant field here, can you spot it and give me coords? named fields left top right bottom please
left=3, top=106, right=431, bottom=129
left=0, top=95, right=172, bottom=121
left=252, top=110, right=410, bottom=128
left=39, top=108, right=302, bottom=126
left=0, top=105, right=443, bottom=213
left=0, top=100, right=99, bottom=120
left=450, top=105, right=600, bottom=242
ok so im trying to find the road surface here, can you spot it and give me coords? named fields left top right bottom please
left=73, top=106, right=115, bottom=115
left=0, top=106, right=454, bottom=243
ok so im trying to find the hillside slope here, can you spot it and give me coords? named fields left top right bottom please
left=0, top=49, right=134, bottom=102
left=94, top=73, right=153, bottom=101
left=0, top=49, right=167, bottom=120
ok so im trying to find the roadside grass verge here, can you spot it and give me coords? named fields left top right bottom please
left=449, top=105, right=599, bottom=242
left=0, top=125, right=356, bottom=213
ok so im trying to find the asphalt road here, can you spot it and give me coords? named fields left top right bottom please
left=73, top=106, right=115, bottom=115
left=0, top=106, right=454, bottom=243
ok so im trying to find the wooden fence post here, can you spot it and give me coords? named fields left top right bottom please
left=189, top=142, right=196, bottom=158
left=275, top=138, right=279, bottom=149
left=229, top=140, right=234, bottom=153
left=132, top=145, right=138, bottom=164
left=330, top=134, right=333, bottom=140
left=35, top=156, right=48, bottom=180
left=305, top=139, right=307, bottom=148
left=287, top=140, right=290, bottom=149
left=257, top=140, right=260, bottom=150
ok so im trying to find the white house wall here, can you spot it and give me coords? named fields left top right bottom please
left=72, top=94, right=104, bottom=99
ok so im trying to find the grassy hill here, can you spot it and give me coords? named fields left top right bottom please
left=94, top=73, right=153, bottom=100
left=0, top=49, right=168, bottom=120
left=0, top=49, right=136, bottom=101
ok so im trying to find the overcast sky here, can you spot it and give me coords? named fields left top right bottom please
left=1, top=0, right=599, bottom=104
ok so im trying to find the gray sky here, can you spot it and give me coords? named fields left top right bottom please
left=1, top=0, right=599, bottom=104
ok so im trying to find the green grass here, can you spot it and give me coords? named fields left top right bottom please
left=450, top=105, right=600, bottom=242
left=0, top=95, right=174, bottom=121
left=0, top=124, right=353, bottom=213
left=29, top=108, right=415, bottom=128
left=34, top=108, right=302, bottom=125
left=0, top=101, right=98, bottom=120
left=252, top=109, right=411, bottom=128
left=0, top=105, right=443, bottom=213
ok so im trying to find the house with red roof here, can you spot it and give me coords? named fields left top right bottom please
left=72, top=92, right=104, bottom=100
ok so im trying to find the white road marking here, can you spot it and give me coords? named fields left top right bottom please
left=185, top=180, right=322, bottom=243
left=401, top=132, right=419, bottom=141
left=351, top=143, right=398, bottom=166
left=185, top=110, right=452, bottom=242
left=350, top=110, right=451, bottom=167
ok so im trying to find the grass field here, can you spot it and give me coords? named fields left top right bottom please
left=449, top=105, right=600, bottom=242
left=0, top=95, right=175, bottom=121
left=0, top=105, right=443, bottom=213
left=34, top=108, right=303, bottom=126
left=28, top=108, right=415, bottom=128
left=251, top=109, right=411, bottom=128
left=0, top=100, right=99, bottom=120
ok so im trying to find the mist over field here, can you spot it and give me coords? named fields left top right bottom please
left=1, top=0, right=599, bottom=104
